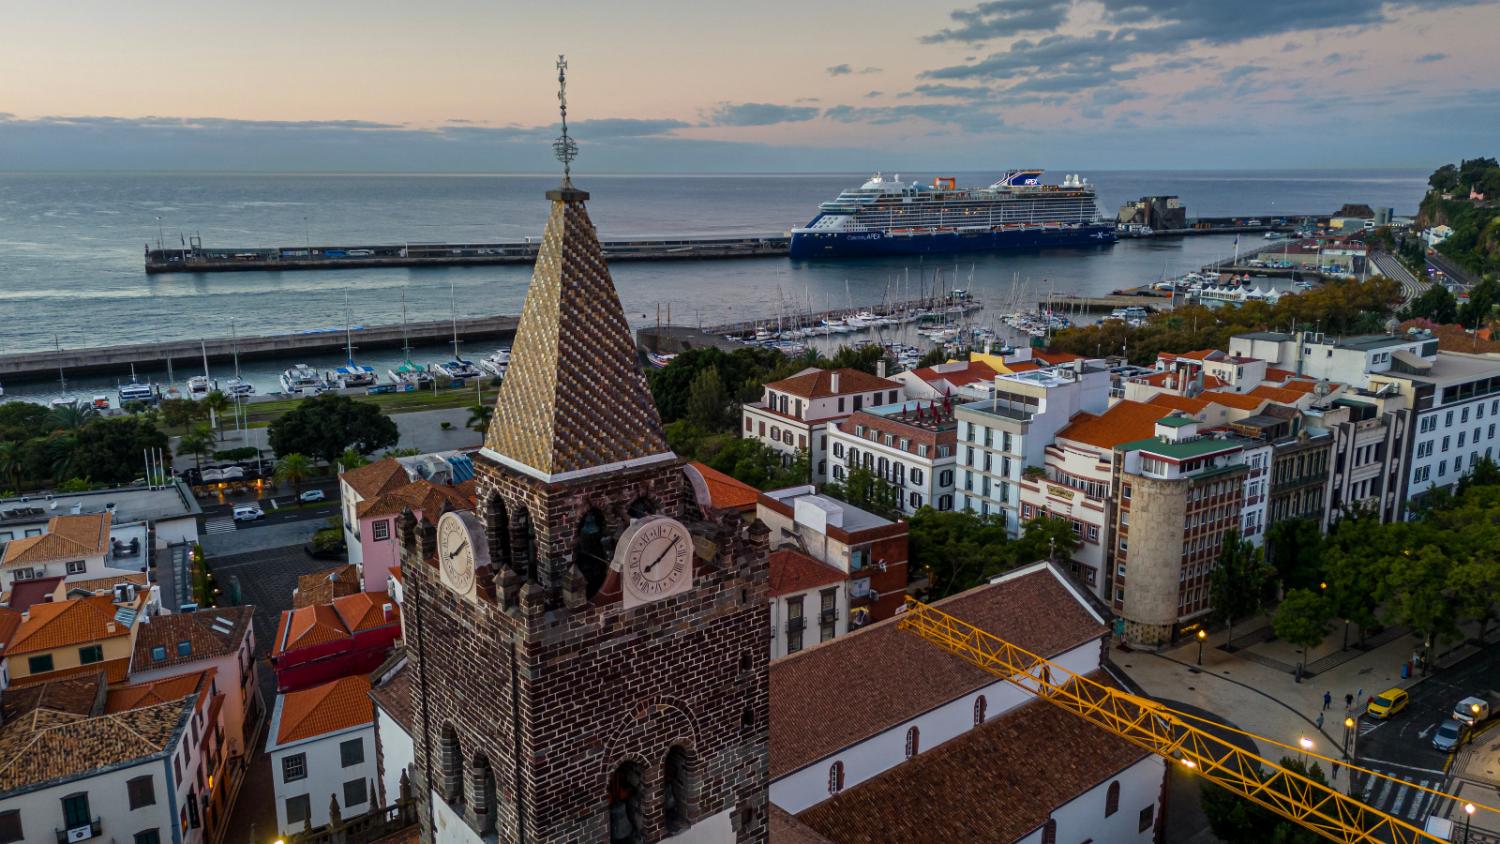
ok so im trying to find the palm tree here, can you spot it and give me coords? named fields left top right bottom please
left=0, top=441, right=24, bottom=491
left=178, top=423, right=215, bottom=473
left=337, top=448, right=369, bottom=471
left=47, top=434, right=82, bottom=483
left=274, top=453, right=313, bottom=498
left=203, top=391, right=231, bottom=440
left=48, top=404, right=97, bottom=433
left=467, top=403, right=494, bottom=433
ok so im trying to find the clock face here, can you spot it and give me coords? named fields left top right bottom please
left=436, top=512, right=480, bottom=599
left=616, top=515, right=694, bottom=608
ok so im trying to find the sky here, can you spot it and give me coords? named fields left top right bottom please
left=1, top=0, right=1497, bottom=172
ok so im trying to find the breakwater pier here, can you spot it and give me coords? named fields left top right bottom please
left=0, top=315, right=518, bottom=382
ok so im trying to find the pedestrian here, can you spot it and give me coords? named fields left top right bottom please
left=1316, top=712, right=1325, bottom=730
left=1345, top=692, right=1354, bottom=709
left=1323, top=691, right=1332, bottom=710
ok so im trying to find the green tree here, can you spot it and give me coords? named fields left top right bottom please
left=1449, top=556, right=1500, bottom=644
left=685, top=366, right=731, bottom=432
left=1429, top=163, right=1459, bottom=193
left=71, top=416, right=169, bottom=485
left=908, top=507, right=1016, bottom=598
left=1273, top=589, right=1331, bottom=674
left=202, top=391, right=232, bottom=440
left=337, top=448, right=370, bottom=472
left=1265, top=518, right=1325, bottom=593
left=1208, top=529, right=1274, bottom=646
left=46, top=403, right=98, bottom=433
left=274, top=453, right=313, bottom=498
left=0, top=402, right=49, bottom=442
left=0, top=441, right=23, bottom=491
left=823, top=466, right=901, bottom=521
left=1012, top=515, right=1080, bottom=567
left=158, top=398, right=203, bottom=432
left=1398, top=283, right=1457, bottom=324
left=1457, top=157, right=1499, bottom=191
left=467, top=403, right=494, bottom=433
left=267, top=393, right=399, bottom=463
left=177, top=424, right=215, bottom=473
left=1200, top=757, right=1327, bottom=844
left=1384, top=545, right=1457, bottom=673
left=915, top=347, right=949, bottom=369
left=1458, top=278, right=1500, bottom=329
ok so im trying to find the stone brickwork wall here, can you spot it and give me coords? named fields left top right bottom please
left=404, top=452, right=771, bottom=843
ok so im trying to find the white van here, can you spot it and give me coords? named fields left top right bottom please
left=233, top=505, right=264, bottom=522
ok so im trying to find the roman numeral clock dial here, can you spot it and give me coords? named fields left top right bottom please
left=614, top=515, right=694, bottom=609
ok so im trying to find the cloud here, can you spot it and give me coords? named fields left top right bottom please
left=866, top=90, right=883, bottom=98
left=922, top=0, right=1072, bottom=43
left=827, top=64, right=882, bottom=76
left=705, top=102, right=819, bottom=126
left=1416, top=52, right=1447, bottom=63
left=823, top=103, right=1006, bottom=133
left=1221, top=64, right=1268, bottom=83
left=569, top=117, right=690, bottom=138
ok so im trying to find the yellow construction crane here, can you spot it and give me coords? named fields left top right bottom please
left=898, top=597, right=1498, bottom=844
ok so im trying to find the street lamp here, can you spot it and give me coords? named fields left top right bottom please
left=1464, top=802, right=1475, bottom=844
left=1299, top=735, right=1313, bottom=765
left=1196, top=629, right=1208, bottom=665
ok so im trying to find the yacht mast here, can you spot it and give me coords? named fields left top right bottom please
left=54, top=335, right=67, bottom=398
left=449, top=282, right=462, bottom=362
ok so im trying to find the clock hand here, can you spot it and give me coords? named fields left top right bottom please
left=643, top=535, right=681, bottom=574
left=449, top=540, right=468, bottom=560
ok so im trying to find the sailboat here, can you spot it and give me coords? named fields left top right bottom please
left=224, top=319, right=255, bottom=396
left=118, top=363, right=159, bottom=405
left=50, top=335, right=78, bottom=409
left=432, top=283, right=480, bottom=380
left=186, top=340, right=216, bottom=400
left=388, top=294, right=434, bottom=387
left=333, top=294, right=377, bottom=388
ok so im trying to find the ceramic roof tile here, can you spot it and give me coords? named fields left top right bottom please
left=1, top=513, right=111, bottom=567
left=909, top=361, right=999, bottom=389
left=483, top=195, right=670, bottom=478
left=1030, top=350, right=1084, bottom=365
left=794, top=674, right=1148, bottom=844
left=1248, top=384, right=1306, bottom=404
left=769, top=550, right=847, bottom=598
left=105, top=668, right=214, bottom=714
left=1197, top=390, right=1269, bottom=411
left=332, top=591, right=396, bottom=633
left=1055, top=401, right=1167, bottom=450
left=0, top=675, right=103, bottom=723
left=770, top=805, right=836, bottom=844
left=356, top=478, right=475, bottom=520
left=0, top=606, right=22, bottom=650
left=339, top=459, right=412, bottom=500
left=6, top=595, right=135, bottom=655
left=64, top=572, right=149, bottom=595
left=1148, top=394, right=1212, bottom=414
left=277, top=674, right=374, bottom=744
left=769, top=566, right=1104, bottom=778
left=294, top=565, right=362, bottom=609
left=132, top=605, right=253, bottom=672
left=766, top=368, right=900, bottom=400
left=7, top=657, right=129, bottom=688
left=689, top=462, right=760, bottom=512
left=0, top=698, right=190, bottom=792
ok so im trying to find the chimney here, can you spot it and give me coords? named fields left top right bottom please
left=20, top=610, right=29, bottom=623
left=383, top=602, right=396, bottom=623
left=876, top=360, right=887, bottom=379
left=830, top=370, right=841, bottom=393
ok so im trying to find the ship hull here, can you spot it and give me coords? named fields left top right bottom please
left=788, top=224, right=1116, bottom=259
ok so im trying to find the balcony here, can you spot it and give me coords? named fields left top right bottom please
left=819, top=608, right=839, bottom=625
left=57, top=819, right=101, bottom=844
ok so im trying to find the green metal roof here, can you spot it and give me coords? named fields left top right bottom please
left=1155, top=416, right=1198, bottom=428
left=1117, top=435, right=1242, bottom=459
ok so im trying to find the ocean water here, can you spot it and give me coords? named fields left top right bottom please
left=0, top=169, right=1427, bottom=399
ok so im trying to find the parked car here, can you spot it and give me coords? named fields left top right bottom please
left=1366, top=687, right=1410, bottom=719
left=1433, top=719, right=1467, bottom=752
left=299, top=489, right=326, bottom=503
left=232, top=505, right=265, bottom=522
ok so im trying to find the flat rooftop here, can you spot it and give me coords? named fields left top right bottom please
left=762, top=487, right=894, bottom=533
left=1375, top=351, right=1500, bottom=386
left=0, top=481, right=200, bottom=527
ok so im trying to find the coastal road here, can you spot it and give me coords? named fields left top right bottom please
left=1370, top=251, right=1429, bottom=302
left=1351, top=646, right=1500, bottom=827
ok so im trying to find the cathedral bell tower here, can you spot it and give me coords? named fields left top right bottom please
left=401, top=56, right=771, bottom=844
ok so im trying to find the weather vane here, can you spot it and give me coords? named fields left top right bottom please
left=553, top=55, right=578, bottom=185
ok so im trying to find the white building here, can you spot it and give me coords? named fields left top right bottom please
left=891, top=359, right=1000, bottom=401
left=742, top=368, right=902, bottom=482
left=825, top=399, right=962, bottom=515
left=0, top=481, right=201, bottom=560
left=767, top=548, right=849, bottom=659
left=1424, top=225, right=1454, bottom=247
left=266, top=675, right=378, bottom=834
left=1228, top=329, right=1439, bottom=389
left=369, top=655, right=415, bottom=810
left=955, top=365, right=1111, bottom=534
left=769, top=563, right=1167, bottom=844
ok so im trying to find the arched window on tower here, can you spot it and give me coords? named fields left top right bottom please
left=574, top=508, right=610, bottom=597
left=1105, top=780, right=1120, bottom=817
left=662, top=746, right=698, bottom=834
left=827, top=761, right=845, bottom=795
left=485, top=495, right=512, bottom=572
left=973, top=695, right=987, bottom=726
left=627, top=496, right=658, bottom=519
left=904, top=725, right=920, bottom=758
left=439, top=725, right=463, bottom=804
left=512, top=507, right=537, bottom=582
left=469, top=752, right=497, bottom=833
left=607, top=761, right=644, bottom=844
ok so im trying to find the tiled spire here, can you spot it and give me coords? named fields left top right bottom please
left=482, top=188, right=672, bottom=482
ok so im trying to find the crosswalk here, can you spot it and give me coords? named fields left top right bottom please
left=1357, top=772, right=1444, bottom=824
left=204, top=516, right=237, bottom=535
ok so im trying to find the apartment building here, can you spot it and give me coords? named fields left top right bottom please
left=767, top=548, right=849, bottom=659
left=826, top=399, right=962, bottom=515
left=266, top=675, right=377, bottom=835
left=742, top=368, right=902, bottom=482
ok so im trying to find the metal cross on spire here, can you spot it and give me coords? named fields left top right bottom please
left=552, top=55, right=579, bottom=185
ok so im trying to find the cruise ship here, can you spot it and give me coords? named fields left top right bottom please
left=788, top=170, right=1115, bottom=259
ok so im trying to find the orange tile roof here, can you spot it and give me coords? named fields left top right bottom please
left=105, top=669, right=214, bottom=714
left=1160, top=349, right=1220, bottom=361
left=1202, top=374, right=1229, bottom=390
left=64, top=572, right=149, bottom=596
left=132, top=606, right=253, bottom=672
left=688, top=461, right=760, bottom=512
left=0, top=698, right=189, bottom=792
left=356, top=478, right=477, bottom=520
left=1197, top=390, right=1268, bottom=411
left=276, top=674, right=374, bottom=744
left=1148, top=394, right=1211, bottom=414
left=275, top=593, right=397, bottom=655
left=1247, top=384, right=1305, bottom=404
left=9, top=658, right=130, bottom=688
left=765, top=368, right=899, bottom=399
left=910, top=361, right=999, bottom=389
left=339, top=459, right=411, bottom=500
left=6, top=595, right=136, bottom=656
left=332, top=591, right=396, bottom=633
left=769, top=549, right=847, bottom=598
left=1278, top=379, right=1329, bottom=395
left=1264, top=367, right=1296, bottom=382
left=1056, top=401, right=1167, bottom=449
left=1, top=513, right=111, bottom=567
left=294, top=565, right=362, bottom=609
left=1030, top=350, right=1083, bottom=365
left=1005, top=360, right=1042, bottom=372
left=0, top=607, right=22, bottom=650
